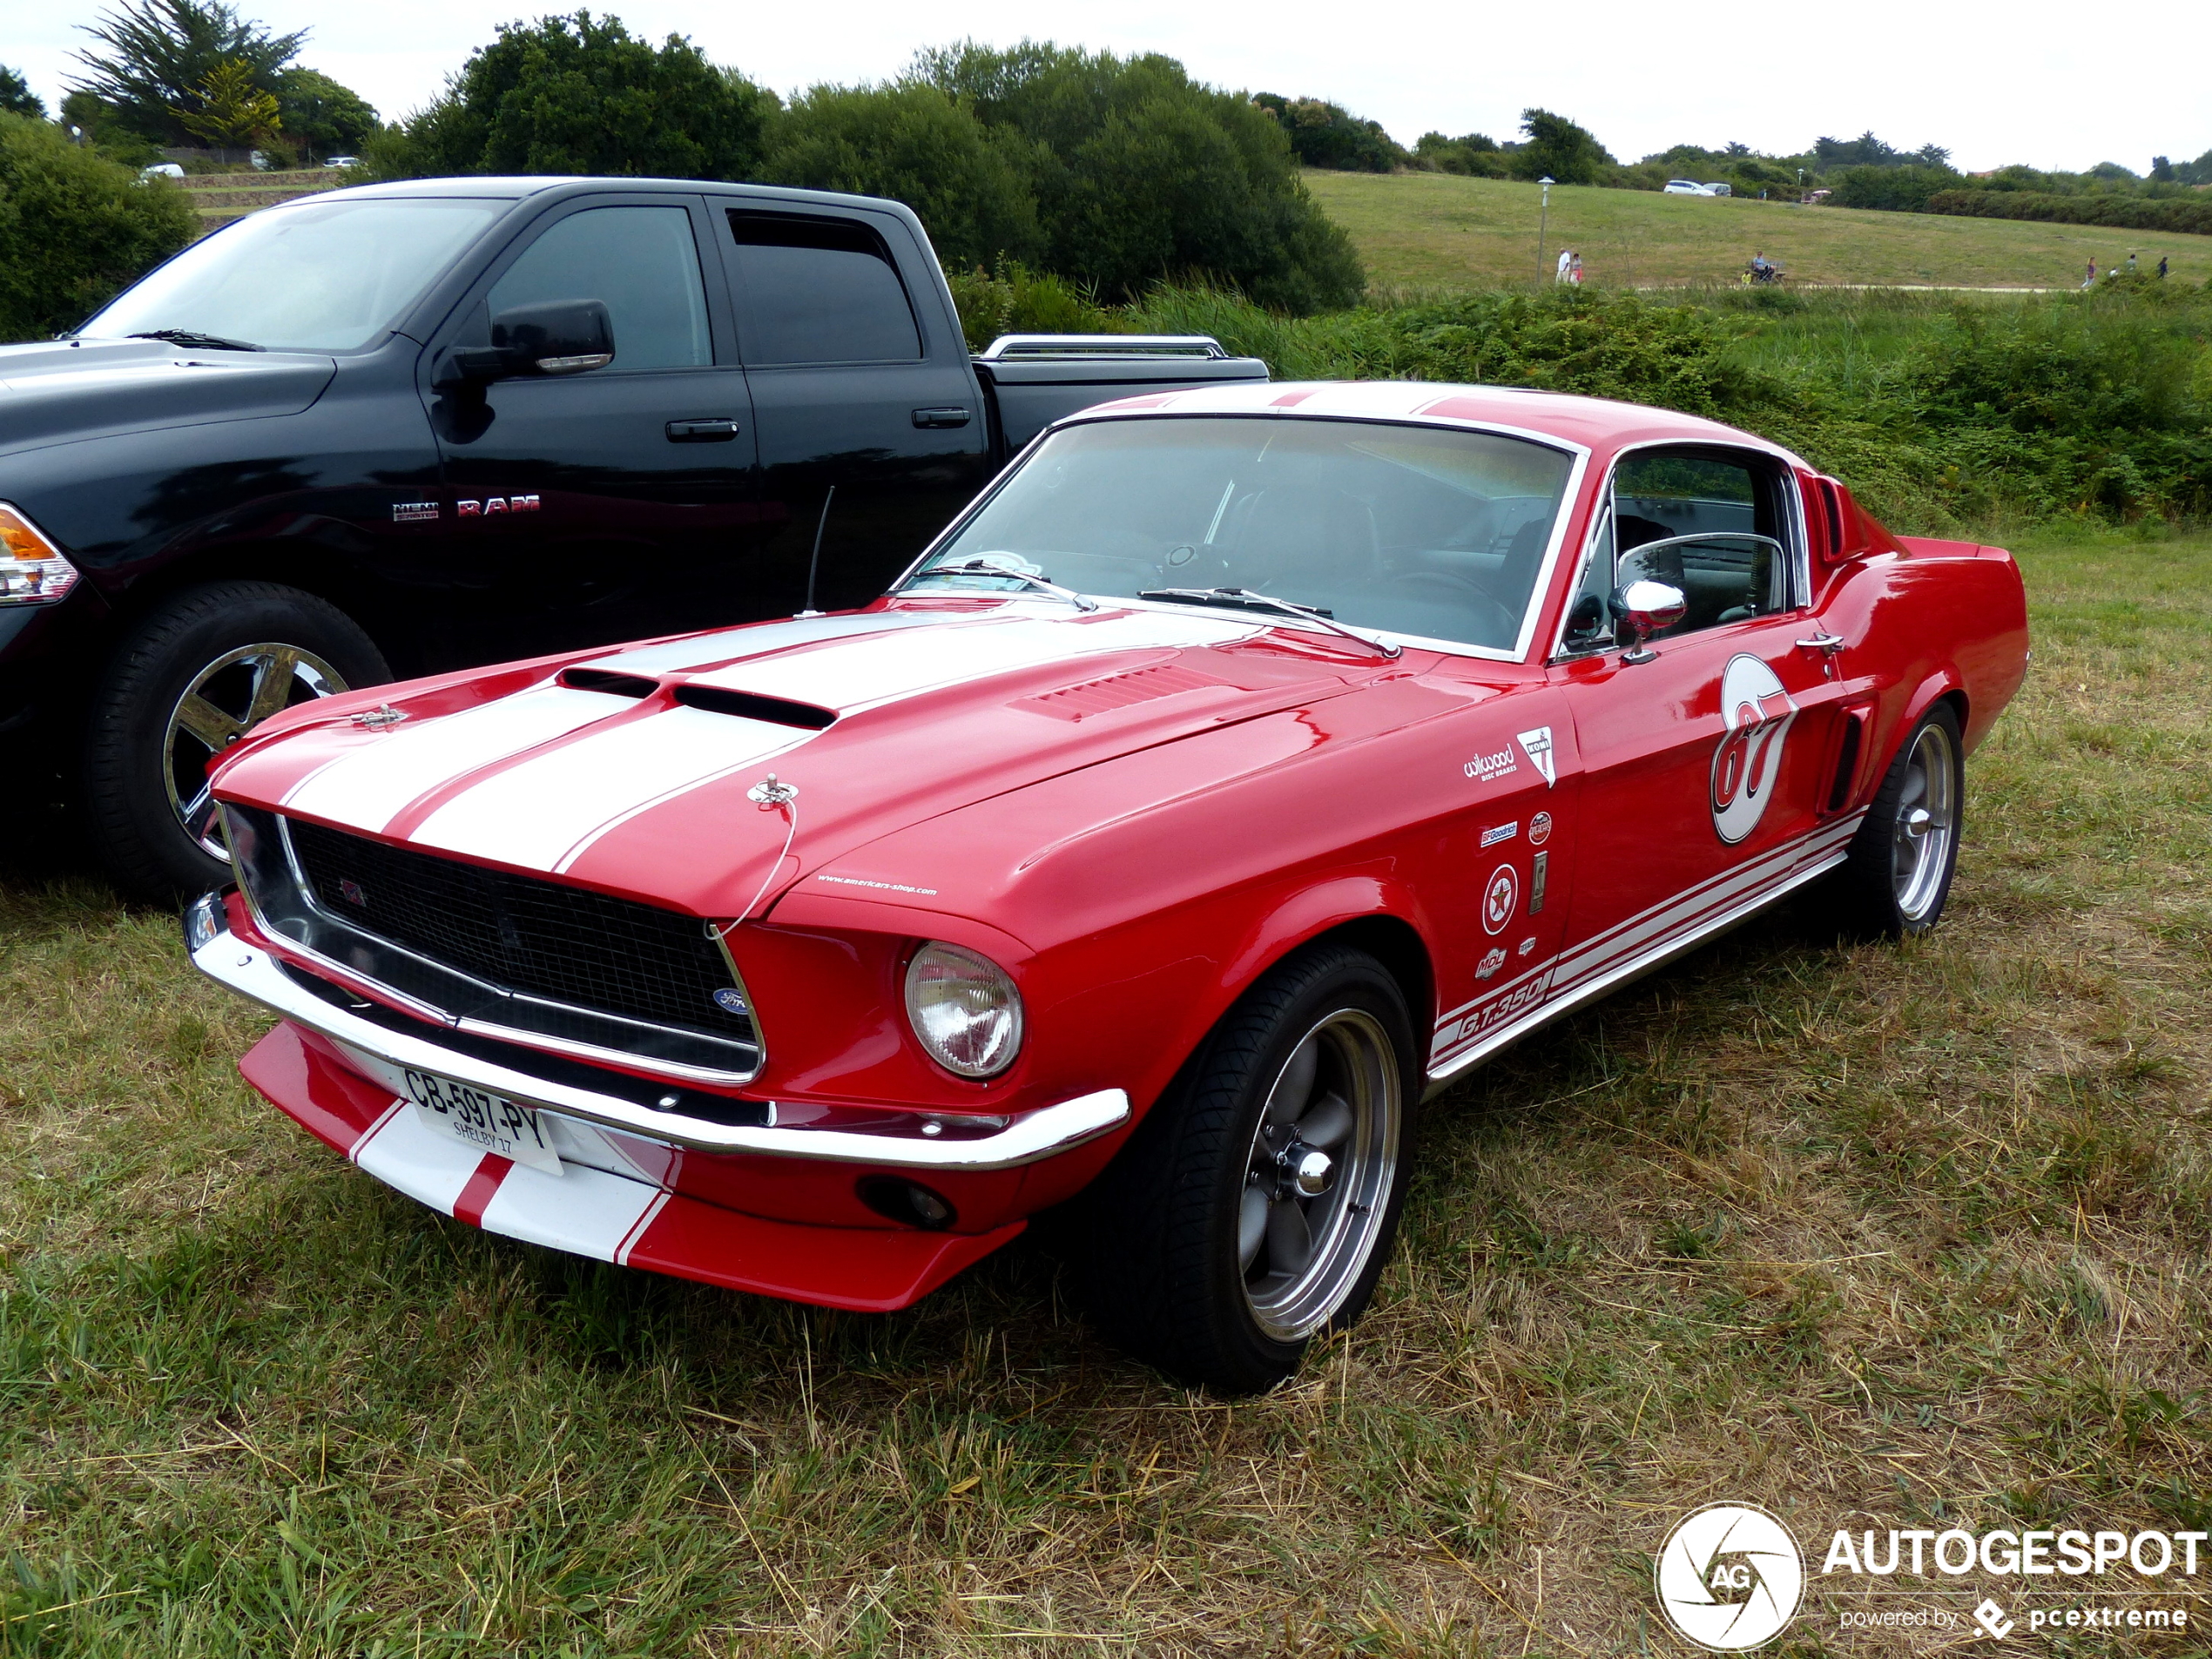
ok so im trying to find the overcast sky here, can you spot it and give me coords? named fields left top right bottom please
left=10, top=0, right=2209, bottom=174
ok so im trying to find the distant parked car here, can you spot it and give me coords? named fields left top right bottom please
left=1802, top=188, right=1832, bottom=206
left=140, top=162, right=185, bottom=179
left=1703, top=182, right=1732, bottom=197
left=322, top=155, right=361, bottom=169
left=1663, top=179, right=1704, bottom=194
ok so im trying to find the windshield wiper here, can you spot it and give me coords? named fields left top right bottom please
left=1137, top=586, right=1400, bottom=659
left=919, top=556, right=1098, bottom=612
left=129, top=329, right=263, bottom=352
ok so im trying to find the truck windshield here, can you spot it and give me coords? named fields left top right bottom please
left=905, top=415, right=1576, bottom=656
left=79, top=197, right=505, bottom=353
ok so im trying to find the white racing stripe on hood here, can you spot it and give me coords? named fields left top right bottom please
left=577, top=610, right=950, bottom=678
left=281, top=685, right=628, bottom=831
left=408, top=704, right=808, bottom=872
left=703, top=609, right=1258, bottom=713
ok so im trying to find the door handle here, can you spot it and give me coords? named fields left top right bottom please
left=1796, top=631, right=1844, bottom=655
left=911, top=407, right=973, bottom=428
left=666, top=418, right=740, bottom=442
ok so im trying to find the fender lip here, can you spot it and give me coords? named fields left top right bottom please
left=187, top=905, right=1128, bottom=1169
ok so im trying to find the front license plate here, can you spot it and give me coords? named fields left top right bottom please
left=403, top=1068, right=563, bottom=1176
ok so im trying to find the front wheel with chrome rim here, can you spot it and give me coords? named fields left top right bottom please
left=1823, top=701, right=1966, bottom=939
left=82, top=580, right=390, bottom=900
left=1072, top=943, right=1417, bottom=1394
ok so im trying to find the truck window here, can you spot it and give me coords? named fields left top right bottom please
left=489, top=206, right=710, bottom=372
left=725, top=212, right=922, bottom=366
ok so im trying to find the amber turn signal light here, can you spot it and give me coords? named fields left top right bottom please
left=0, top=502, right=80, bottom=605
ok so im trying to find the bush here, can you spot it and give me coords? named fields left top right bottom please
left=1825, top=164, right=1959, bottom=212
left=1414, top=132, right=1509, bottom=178
left=1251, top=94, right=1404, bottom=173
left=373, top=11, right=772, bottom=181
left=944, top=264, right=1123, bottom=350
left=913, top=42, right=1363, bottom=314
left=0, top=112, right=196, bottom=341
left=762, top=82, right=1039, bottom=269
left=1925, top=189, right=2212, bottom=237
left=1509, top=109, right=1613, bottom=185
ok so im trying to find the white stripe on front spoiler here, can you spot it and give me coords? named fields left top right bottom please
left=407, top=704, right=810, bottom=872
left=282, top=685, right=628, bottom=833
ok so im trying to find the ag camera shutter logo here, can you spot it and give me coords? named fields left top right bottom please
left=1656, top=1502, right=1804, bottom=1650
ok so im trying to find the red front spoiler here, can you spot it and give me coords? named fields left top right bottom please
left=240, top=1022, right=1025, bottom=1313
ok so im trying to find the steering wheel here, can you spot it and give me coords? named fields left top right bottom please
left=1385, top=570, right=1521, bottom=644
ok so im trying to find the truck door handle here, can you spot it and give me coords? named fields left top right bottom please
left=1796, top=631, right=1845, bottom=655
left=666, top=418, right=740, bottom=442
left=911, top=407, right=972, bottom=428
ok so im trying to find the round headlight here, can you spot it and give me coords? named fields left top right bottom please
left=904, top=941, right=1023, bottom=1078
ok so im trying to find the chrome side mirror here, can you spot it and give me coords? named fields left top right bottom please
left=1611, top=579, right=1686, bottom=664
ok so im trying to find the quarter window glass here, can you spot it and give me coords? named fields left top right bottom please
left=489, top=206, right=710, bottom=372
left=727, top=212, right=922, bottom=365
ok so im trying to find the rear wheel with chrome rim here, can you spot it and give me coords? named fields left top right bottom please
left=82, top=581, right=389, bottom=900
left=1073, top=943, right=1417, bottom=1394
left=1824, top=701, right=1965, bottom=939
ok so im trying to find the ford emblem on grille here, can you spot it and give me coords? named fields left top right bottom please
left=712, top=988, right=750, bottom=1015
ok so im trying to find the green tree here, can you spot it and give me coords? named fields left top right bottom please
left=914, top=41, right=1362, bottom=312
left=172, top=57, right=279, bottom=149
left=0, top=66, right=45, bottom=119
left=1415, top=131, right=1507, bottom=177
left=1512, top=108, right=1613, bottom=184
left=1251, top=93, right=1405, bottom=173
left=0, top=111, right=195, bottom=341
left=761, top=82, right=1040, bottom=268
left=68, top=0, right=304, bottom=145
left=274, top=67, right=375, bottom=161
left=378, top=11, right=771, bottom=181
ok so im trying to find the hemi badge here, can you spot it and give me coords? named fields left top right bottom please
left=392, top=501, right=440, bottom=523
left=1480, top=821, right=1518, bottom=847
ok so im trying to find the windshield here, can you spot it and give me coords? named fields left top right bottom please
left=904, top=415, right=1576, bottom=654
left=81, top=197, right=506, bottom=352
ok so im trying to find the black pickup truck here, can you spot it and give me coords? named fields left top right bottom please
left=0, top=176, right=1265, bottom=896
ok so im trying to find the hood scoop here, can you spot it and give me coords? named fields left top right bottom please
left=674, top=685, right=838, bottom=729
left=1015, top=662, right=1229, bottom=722
left=559, top=667, right=657, bottom=698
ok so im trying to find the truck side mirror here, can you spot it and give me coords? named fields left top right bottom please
left=438, top=299, right=615, bottom=386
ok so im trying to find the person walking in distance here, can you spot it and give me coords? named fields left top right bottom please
left=1569, top=251, right=1584, bottom=287
left=2128, top=252, right=2139, bottom=273
left=2082, top=258, right=2096, bottom=289
left=2159, top=254, right=2169, bottom=280
left=1555, top=246, right=1573, bottom=284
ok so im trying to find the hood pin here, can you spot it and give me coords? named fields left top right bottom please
left=748, top=773, right=798, bottom=809
left=349, top=704, right=407, bottom=729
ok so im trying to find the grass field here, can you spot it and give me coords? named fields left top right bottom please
left=3, top=528, right=2209, bottom=1654
left=1305, top=169, right=2212, bottom=293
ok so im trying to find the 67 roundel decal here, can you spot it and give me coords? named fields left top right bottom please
left=1710, top=654, right=1798, bottom=845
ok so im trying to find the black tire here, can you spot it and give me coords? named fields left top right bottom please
left=82, top=581, right=389, bottom=900
left=1071, top=943, right=1419, bottom=1394
left=1821, top=701, right=1965, bottom=940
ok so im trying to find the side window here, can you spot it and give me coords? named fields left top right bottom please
left=726, top=212, right=922, bottom=365
left=1585, top=449, right=1791, bottom=647
left=489, top=206, right=710, bottom=373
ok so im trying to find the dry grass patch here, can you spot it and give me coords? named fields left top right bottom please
left=0, top=529, right=2207, bottom=1655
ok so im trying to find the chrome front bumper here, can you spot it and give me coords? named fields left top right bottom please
left=187, top=898, right=1129, bottom=1170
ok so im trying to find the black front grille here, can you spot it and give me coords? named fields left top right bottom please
left=285, top=818, right=753, bottom=1045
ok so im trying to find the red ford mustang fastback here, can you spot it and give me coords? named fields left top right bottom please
left=188, top=381, right=2028, bottom=1392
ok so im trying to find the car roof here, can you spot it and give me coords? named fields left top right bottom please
left=292, top=176, right=919, bottom=219
left=1074, top=379, right=1805, bottom=463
